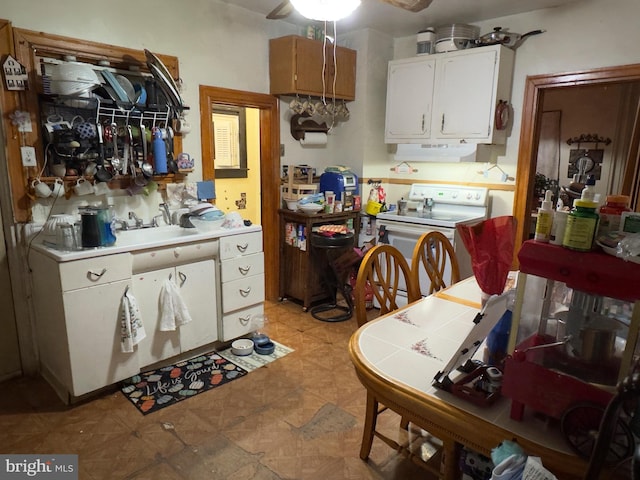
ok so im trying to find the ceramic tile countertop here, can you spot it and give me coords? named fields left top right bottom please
left=30, top=224, right=262, bottom=262
left=355, top=276, right=574, bottom=456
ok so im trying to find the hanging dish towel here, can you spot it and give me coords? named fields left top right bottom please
left=120, top=289, right=146, bottom=353
left=159, top=278, right=193, bottom=331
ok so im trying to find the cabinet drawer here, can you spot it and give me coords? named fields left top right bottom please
left=59, top=253, right=131, bottom=291
left=132, top=240, right=218, bottom=273
left=220, top=231, right=262, bottom=260
left=222, top=274, right=265, bottom=313
left=221, top=252, right=264, bottom=283
left=220, top=303, right=264, bottom=341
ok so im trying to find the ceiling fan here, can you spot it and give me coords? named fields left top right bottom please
left=266, top=0, right=433, bottom=20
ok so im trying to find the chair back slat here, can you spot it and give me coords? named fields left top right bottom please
left=411, top=231, right=460, bottom=297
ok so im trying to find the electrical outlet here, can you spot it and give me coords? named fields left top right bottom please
left=18, top=116, right=32, bottom=132
left=20, top=146, right=37, bottom=167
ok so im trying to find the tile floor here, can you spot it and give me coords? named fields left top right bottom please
left=0, top=300, right=439, bottom=480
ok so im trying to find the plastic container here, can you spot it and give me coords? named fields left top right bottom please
left=550, top=209, right=569, bottom=245
left=534, top=190, right=554, bottom=243
left=562, top=199, right=599, bottom=251
left=597, top=194, right=631, bottom=236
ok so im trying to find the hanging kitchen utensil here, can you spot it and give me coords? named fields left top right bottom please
left=94, top=123, right=114, bottom=183
left=475, top=27, right=545, bottom=49
left=110, top=122, right=122, bottom=173
left=166, top=126, right=179, bottom=173
left=139, top=123, right=154, bottom=179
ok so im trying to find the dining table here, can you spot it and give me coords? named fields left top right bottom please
left=348, top=275, right=590, bottom=480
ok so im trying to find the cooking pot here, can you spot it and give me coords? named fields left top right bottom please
left=475, top=27, right=545, bottom=49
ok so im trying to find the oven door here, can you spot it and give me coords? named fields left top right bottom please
left=376, top=220, right=455, bottom=305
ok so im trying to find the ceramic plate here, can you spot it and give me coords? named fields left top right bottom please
left=100, top=70, right=130, bottom=102
left=148, top=63, right=183, bottom=110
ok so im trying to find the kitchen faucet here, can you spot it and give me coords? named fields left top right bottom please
left=159, top=203, right=172, bottom=225
left=128, top=211, right=144, bottom=229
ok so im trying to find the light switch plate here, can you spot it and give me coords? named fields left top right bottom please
left=20, top=146, right=37, bottom=167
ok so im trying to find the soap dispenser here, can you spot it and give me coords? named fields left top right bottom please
left=534, top=190, right=554, bottom=243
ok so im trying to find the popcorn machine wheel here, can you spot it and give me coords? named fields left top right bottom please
left=502, top=241, right=640, bottom=466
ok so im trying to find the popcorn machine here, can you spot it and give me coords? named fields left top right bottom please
left=502, top=240, right=640, bottom=463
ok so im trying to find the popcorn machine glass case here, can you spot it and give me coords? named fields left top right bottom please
left=502, top=240, right=640, bottom=462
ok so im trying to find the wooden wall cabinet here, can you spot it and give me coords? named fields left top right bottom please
left=278, top=209, right=360, bottom=311
left=269, top=35, right=357, bottom=101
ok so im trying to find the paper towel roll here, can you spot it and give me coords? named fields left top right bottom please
left=300, top=132, right=327, bottom=146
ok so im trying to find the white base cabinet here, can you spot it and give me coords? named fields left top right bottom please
left=219, top=231, right=265, bottom=341
left=385, top=45, right=514, bottom=145
left=30, top=251, right=138, bottom=402
left=132, top=242, right=219, bottom=369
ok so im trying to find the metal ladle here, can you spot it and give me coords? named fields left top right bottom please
left=110, top=122, right=122, bottom=173
left=139, top=123, right=154, bottom=178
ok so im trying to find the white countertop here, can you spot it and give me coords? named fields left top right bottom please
left=30, top=224, right=262, bottom=262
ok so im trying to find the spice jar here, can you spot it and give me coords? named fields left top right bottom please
left=562, top=199, right=599, bottom=251
left=597, top=195, right=631, bottom=236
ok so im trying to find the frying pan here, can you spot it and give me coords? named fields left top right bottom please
left=475, top=28, right=545, bottom=49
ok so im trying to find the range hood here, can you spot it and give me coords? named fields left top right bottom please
left=393, top=143, right=478, bottom=162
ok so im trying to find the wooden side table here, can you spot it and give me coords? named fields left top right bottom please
left=278, top=209, right=360, bottom=311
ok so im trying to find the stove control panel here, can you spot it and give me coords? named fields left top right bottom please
left=408, top=184, right=488, bottom=207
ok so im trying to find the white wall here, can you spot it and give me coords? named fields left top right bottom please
left=3, top=0, right=640, bottom=218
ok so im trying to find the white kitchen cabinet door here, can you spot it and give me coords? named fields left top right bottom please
left=433, top=48, right=498, bottom=140
left=175, top=259, right=218, bottom=353
left=133, top=267, right=181, bottom=368
left=63, top=279, right=139, bottom=397
left=384, top=57, right=435, bottom=143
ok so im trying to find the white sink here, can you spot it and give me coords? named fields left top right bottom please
left=115, top=225, right=201, bottom=247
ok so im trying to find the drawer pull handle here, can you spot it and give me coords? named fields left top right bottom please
left=239, top=265, right=251, bottom=275
left=239, top=287, right=252, bottom=297
left=236, top=243, right=249, bottom=253
left=239, top=316, right=251, bottom=326
left=87, top=268, right=107, bottom=281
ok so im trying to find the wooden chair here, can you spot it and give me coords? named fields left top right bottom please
left=354, top=245, right=430, bottom=467
left=354, top=244, right=420, bottom=328
left=411, top=231, right=461, bottom=297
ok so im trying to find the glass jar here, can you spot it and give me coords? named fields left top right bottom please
left=562, top=199, right=599, bottom=251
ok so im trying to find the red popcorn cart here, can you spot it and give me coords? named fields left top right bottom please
left=502, top=240, right=640, bottom=464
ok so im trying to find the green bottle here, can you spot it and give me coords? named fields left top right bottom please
left=562, top=199, right=599, bottom=251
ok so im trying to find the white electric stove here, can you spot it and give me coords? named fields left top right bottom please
left=375, top=184, right=489, bottom=302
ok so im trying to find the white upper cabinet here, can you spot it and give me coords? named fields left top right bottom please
left=384, top=45, right=514, bottom=145
left=385, top=58, right=435, bottom=141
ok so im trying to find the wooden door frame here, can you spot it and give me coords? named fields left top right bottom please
left=513, top=63, right=640, bottom=264
left=199, top=86, right=280, bottom=301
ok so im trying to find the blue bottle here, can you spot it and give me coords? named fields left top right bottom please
left=484, top=290, right=515, bottom=367
left=152, top=128, right=168, bottom=174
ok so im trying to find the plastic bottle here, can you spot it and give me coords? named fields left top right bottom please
left=534, top=190, right=554, bottom=243
left=152, top=128, right=168, bottom=174
left=550, top=208, right=569, bottom=246
left=597, top=195, right=631, bottom=236
left=581, top=175, right=596, bottom=202
left=562, top=199, right=599, bottom=251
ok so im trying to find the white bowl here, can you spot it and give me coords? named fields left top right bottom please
left=231, top=338, right=254, bottom=356
left=298, top=203, right=323, bottom=213
left=286, top=200, right=298, bottom=211
left=189, top=216, right=225, bottom=232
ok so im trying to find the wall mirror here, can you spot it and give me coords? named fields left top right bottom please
left=212, top=105, right=248, bottom=178
left=513, top=63, right=640, bottom=259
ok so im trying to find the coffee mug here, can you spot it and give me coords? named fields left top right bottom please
left=73, top=177, right=94, bottom=196
left=84, top=162, right=98, bottom=176
left=93, top=180, right=110, bottom=195
left=31, top=178, right=52, bottom=198
left=175, top=117, right=191, bottom=135
left=50, top=163, right=67, bottom=178
left=51, top=178, right=65, bottom=198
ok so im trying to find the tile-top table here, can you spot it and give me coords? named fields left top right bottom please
left=349, top=276, right=588, bottom=479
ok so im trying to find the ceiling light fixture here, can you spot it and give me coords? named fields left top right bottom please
left=290, top=0, right=361, bottom=21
